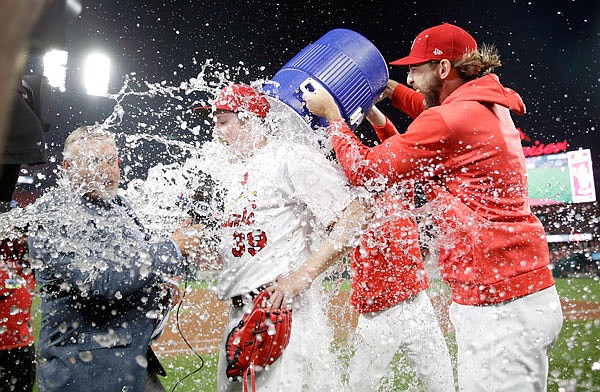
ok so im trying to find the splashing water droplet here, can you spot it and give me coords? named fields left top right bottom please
left=9, top=306, right=21, bottom=316
left=146, top=310, right=160, bottom=319
left=58, top=322, right=69, bottom=333
left=136, top=355, right=148, bottom=368
left=79, top=351, right=94, bottom=362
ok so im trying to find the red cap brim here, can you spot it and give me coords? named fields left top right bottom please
left=389, top=56, right=430, bottom=66
left=193, top=105, right=212, bottom=112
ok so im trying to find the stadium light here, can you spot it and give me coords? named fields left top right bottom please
left=43, top=50, right=68, bottom=92
left=83, top=52, right=111, bottom=96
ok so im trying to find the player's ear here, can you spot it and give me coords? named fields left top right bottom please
left=439, top=59, right=453, bottom=80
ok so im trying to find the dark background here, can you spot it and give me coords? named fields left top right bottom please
left=20, top=0, right=600, bottom=196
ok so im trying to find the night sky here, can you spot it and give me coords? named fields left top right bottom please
left=24, top=0, right=599, bottom=193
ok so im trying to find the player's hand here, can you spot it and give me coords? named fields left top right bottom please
left=302, top=89, right=342, bottom=122
left=384, top=79, right=400, bottom=99
left=171, top=218, right=205, bottom=258
left=366, top=105, right=386, bottom=127
left=267, top=272, right=313, bottom=310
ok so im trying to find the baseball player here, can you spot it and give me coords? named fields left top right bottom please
left=302, top=23, right=563, bottom=392
left=347, top=105, right=455, bottom=391
left=196, top=83, right=368, bottom=392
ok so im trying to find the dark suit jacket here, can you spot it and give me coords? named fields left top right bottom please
left=29, top=191, right=186, bottom=392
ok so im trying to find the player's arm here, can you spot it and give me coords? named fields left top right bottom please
left=388, top=79, right=425, bottom=119
left=268, top=198, right=370, bottom=309
left=367, top=105, right=400, bottom=142
left=304, top=88, right=449, bottom=187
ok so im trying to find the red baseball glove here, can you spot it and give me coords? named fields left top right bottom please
left=225, top=290, right=292, bottom=391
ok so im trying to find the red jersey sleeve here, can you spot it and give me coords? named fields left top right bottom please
left=328, top=109, right=452, bottom=186
left=372, top=116, right=399, bottom=142
left=391, top=83, right=425, bottom=119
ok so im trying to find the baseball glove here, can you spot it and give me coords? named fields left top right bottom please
left=225, top=289, right=292, bottom=390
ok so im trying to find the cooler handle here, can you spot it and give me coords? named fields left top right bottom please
left=349, top=107, right=363, bottom=125
left=299, top=78, right=324, bottom=94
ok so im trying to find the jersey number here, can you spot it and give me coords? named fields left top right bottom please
left=231, top=230, right=267, bottom=257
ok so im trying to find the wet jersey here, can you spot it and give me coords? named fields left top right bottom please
left=216, top=141, right=357, bottom=299
left=350, top=119, right=428, bottom=313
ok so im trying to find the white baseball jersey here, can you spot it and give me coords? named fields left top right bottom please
left=216, top=140, right=357, bottom=299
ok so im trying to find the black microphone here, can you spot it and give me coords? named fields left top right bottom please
left=186, top=172, right=225, bottom=228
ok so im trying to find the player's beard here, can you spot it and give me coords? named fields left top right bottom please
left=422, top=75, right=443, bottom=109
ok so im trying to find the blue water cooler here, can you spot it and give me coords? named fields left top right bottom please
left=263, top=28, right=389, bottom=130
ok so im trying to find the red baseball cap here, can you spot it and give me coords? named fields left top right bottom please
left=193, top=83, right=270, bottom=118
left=389, top=23, right=477, bottom=66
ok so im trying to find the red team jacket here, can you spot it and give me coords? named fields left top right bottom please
left=350, top=120, right=428, bottom=313
left=0, top=238, right=35, bottom=350
left=330, top=74, right=555, bottom=306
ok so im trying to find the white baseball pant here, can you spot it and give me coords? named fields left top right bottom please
left=449, top=285, right=563, bottom=392
left=348, top=291, right=455, bottom=391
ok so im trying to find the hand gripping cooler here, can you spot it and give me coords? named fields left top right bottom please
left=263, top=28, right=389, bottom=130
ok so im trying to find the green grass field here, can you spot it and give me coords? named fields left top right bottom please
left=157, top=277, right=600, bottom=392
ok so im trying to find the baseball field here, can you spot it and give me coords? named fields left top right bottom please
left=153, top=277, right=600, bottom=392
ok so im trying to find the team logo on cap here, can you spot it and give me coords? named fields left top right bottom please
left=433, top=48, right=443, bottom=55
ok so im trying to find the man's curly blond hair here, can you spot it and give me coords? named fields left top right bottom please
left=453, top=43, right=502, bottom=81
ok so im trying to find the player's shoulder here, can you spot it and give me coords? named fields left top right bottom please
left=280, top=140, right=331, bottom=164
